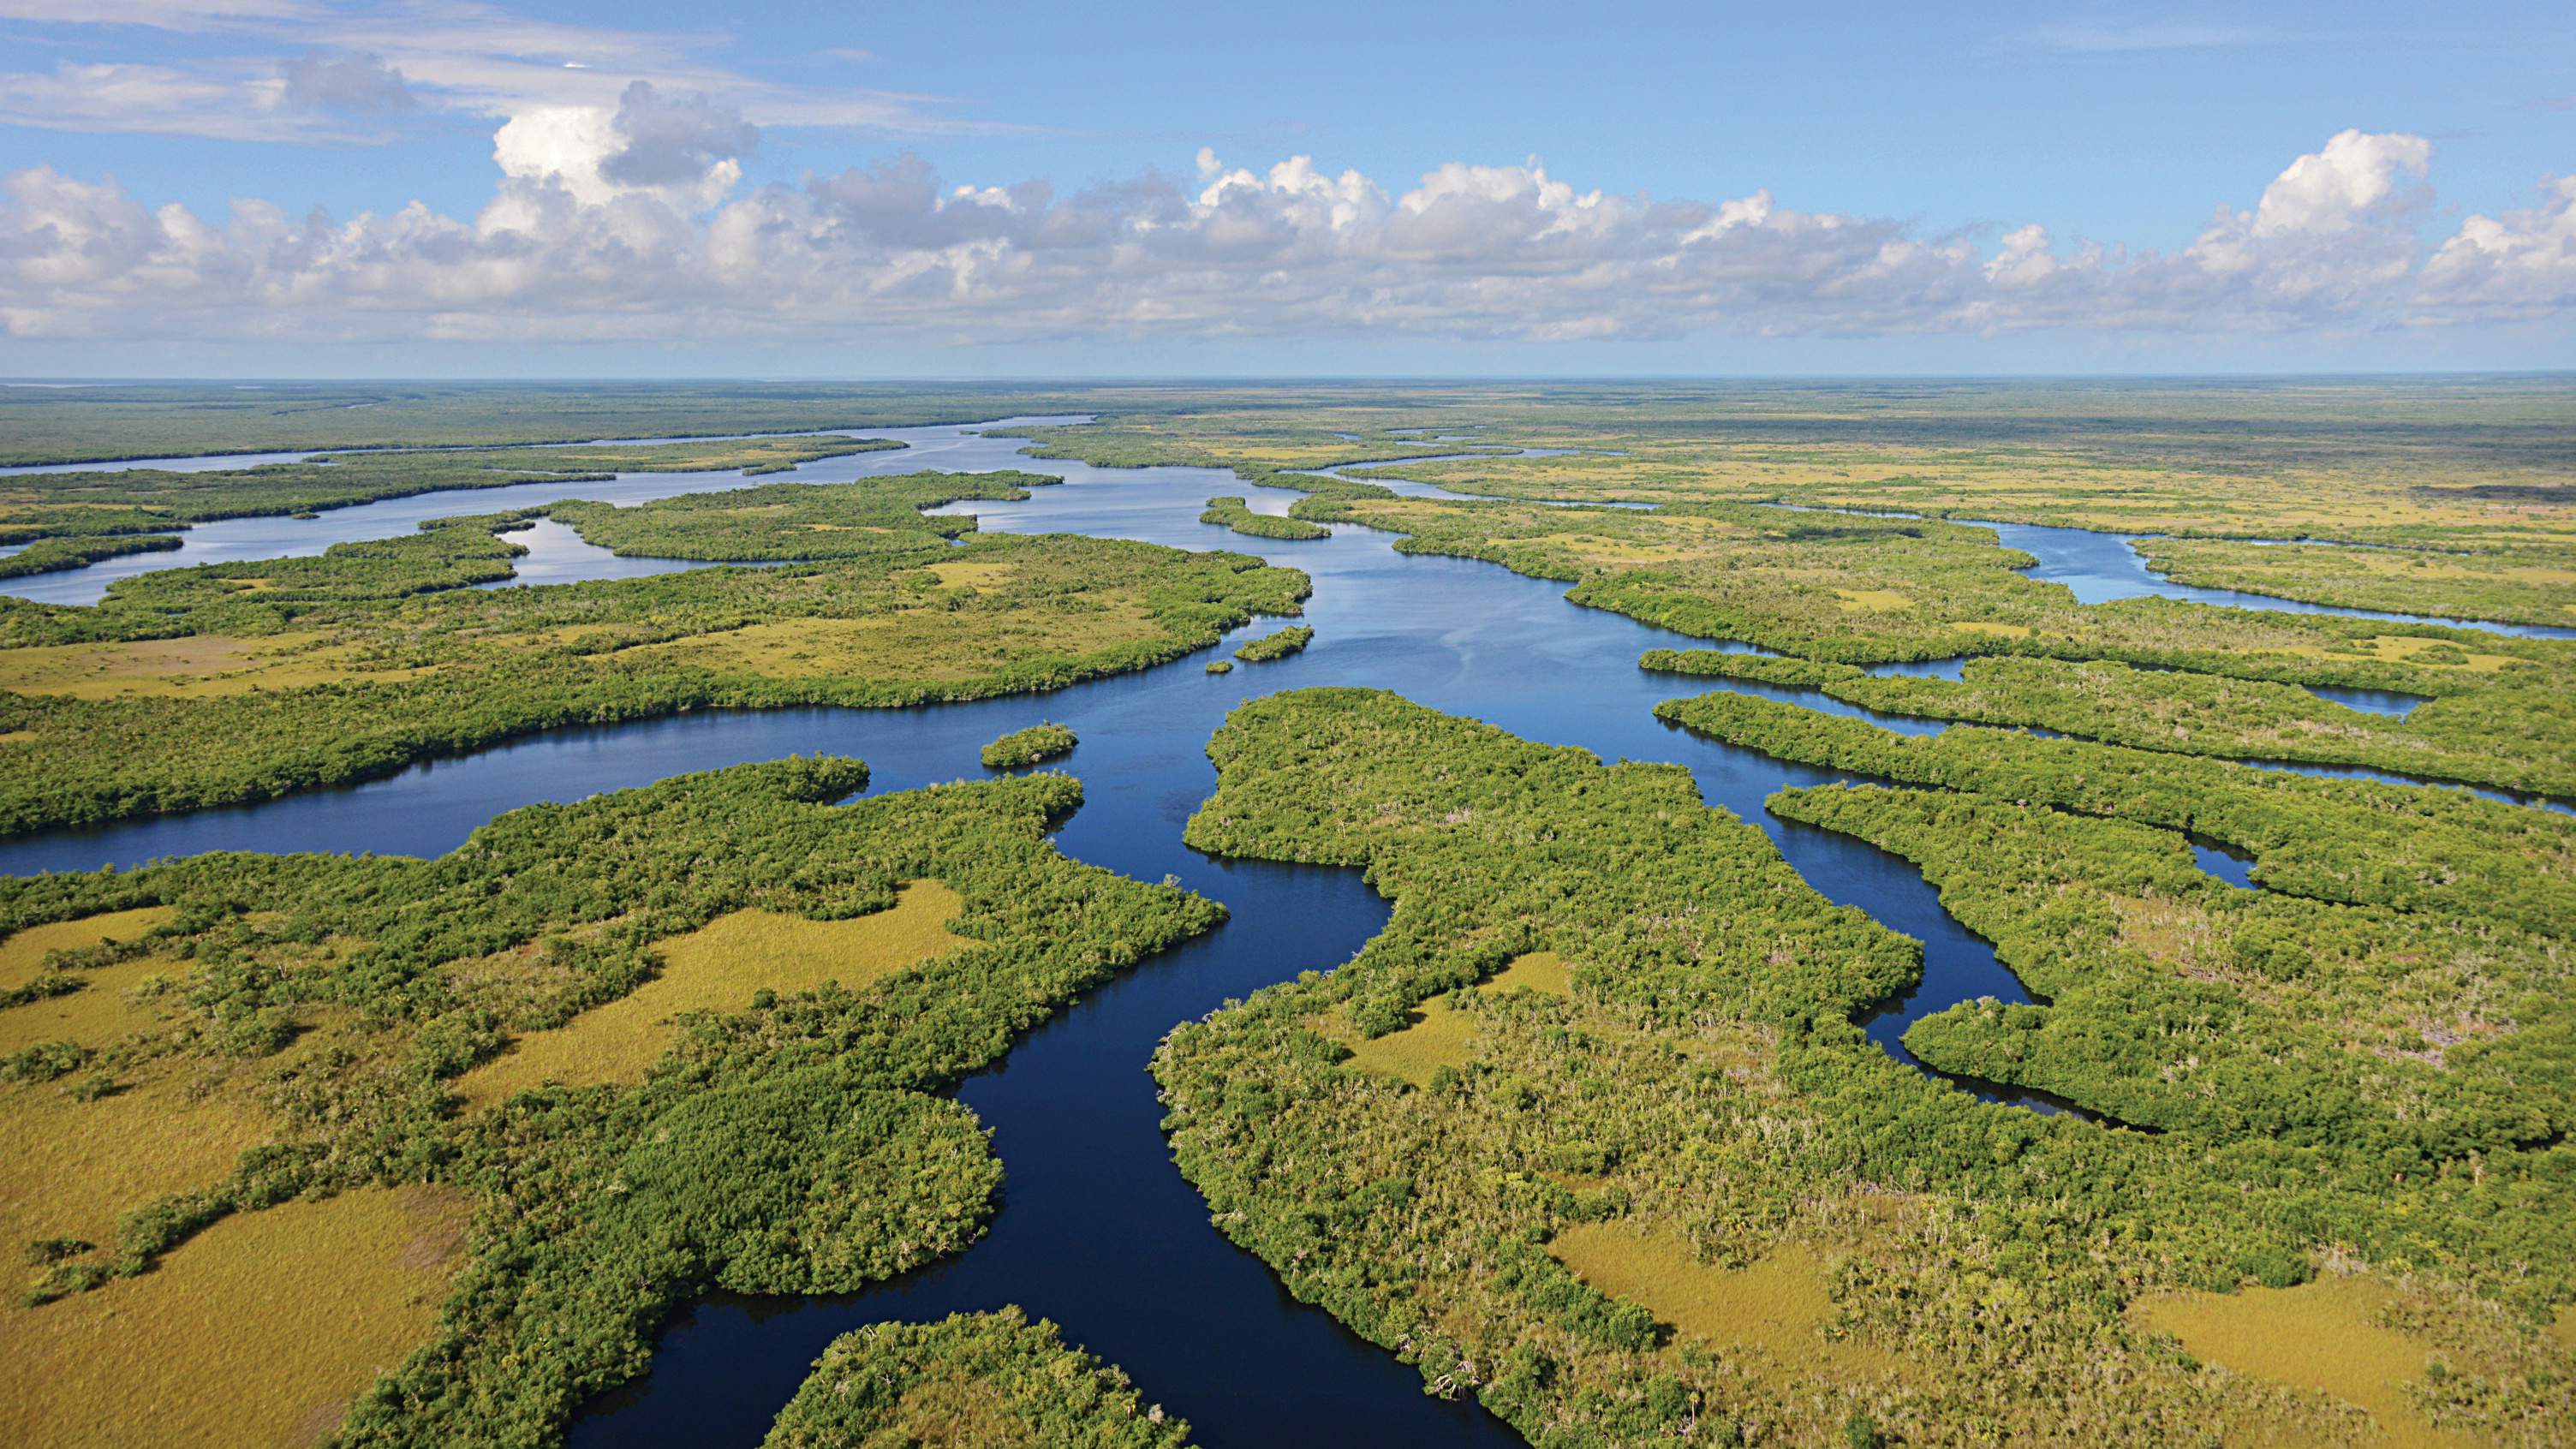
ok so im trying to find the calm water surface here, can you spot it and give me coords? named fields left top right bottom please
left=0, top=421, right=2550, bottom=1445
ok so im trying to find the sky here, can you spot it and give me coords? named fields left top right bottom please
left=1, top=0, right=2572, bottom=377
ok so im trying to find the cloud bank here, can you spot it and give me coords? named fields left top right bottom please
left=1, top=115, right=2568, bottom=346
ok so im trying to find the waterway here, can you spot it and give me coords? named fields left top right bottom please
left=0, top=420, right=2561, bottom=1446
left=0, top=417, right=1094, bottom=606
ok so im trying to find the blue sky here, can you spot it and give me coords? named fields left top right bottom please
left=2, top=0, right=2571, bottom=375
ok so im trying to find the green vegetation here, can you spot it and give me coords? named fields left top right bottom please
left=1638, top=648, right=1864, bottom=688
left=0, top=437, right=897, bottom=552
left=994, top=378, right=2574, bottom=627
left=0, top=534, right=182, bottom=580
left=1206, top=660, right=1233, bottom=675
left=1154, top=688, right=2573, bottom=1448
left=551, top=470, right=1063, bottom=562
left=2140, top=537, right=2576, bottom=629
left=764, top=1308, right=1192, bottom=1449
left=1820, top=656, right=2575, bottom=800
left=1251, top=484, right=2576, bottom=803
left=1199, top=497, right=1330, bottom=540
left=982, top=723, right=1078, bottom=770
left=67, top=514, right=542, bottom=631
left=1232, top=625, right=1314, bottom=663
left=0, top=524, right=1307, bottom=835
left=0, top=755, right=1225, bottom=1446
left=1768, top=781, right=2570, bottom=1158
left=1655, top=691, right=2576, bottom=935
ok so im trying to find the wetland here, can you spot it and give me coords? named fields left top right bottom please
left=1, top=380, right=2570, bottom=1449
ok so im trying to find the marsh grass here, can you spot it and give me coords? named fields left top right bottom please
left=1484, top=950, right=1568, bottom=995
left=0, top=906, right=172, bottom=987
left=0, top=1184, right=470, bottom=1449
left=455, top=880, right=969, bottom=1110
left=0, top=633, right=444, bottom=701
left=0, top=1069, right=276, bottom=1278
left=1547, top=1226, right=1902, bottom=1380
left=2132, top=1275, right=2465, bottom=1449
left=1321, top=951, right=1569, bottom=1085
left=2265, top=635, right=2515, bottom=673
left=622, top=605, right=1166, bottom=683
left=0, top=953, right=181, bottom=1053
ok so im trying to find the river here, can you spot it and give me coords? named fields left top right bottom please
left=0, top=420, right=2560, bottom=1446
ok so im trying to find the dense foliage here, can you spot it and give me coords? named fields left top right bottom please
left=2140, top=538, right=2576, bottom=629
left=0, top=438, right=894, bottom=548
left=1231, top=625, right=1314, bottom=663
left=764, top=1308, right=1193, bottom=1449
left=0, top=534, right=182, bottom=579
left=1637, top=648, right=1863, bottom=688
left=982, top=723, right=1077, bottom=769
left=551, top=470, right=1064, bottom=561
left=1656, top=690, right=2576, bottom=936
left=1153, top=689, right=2575, bottom=1447
left=0, top=528, right=1308, bottom=834
left=0, top=756, right=1226, bottom=1445
left=1822, top=655, right=2576, bottom=800
left=1769, top=782, right=2572, bottom=1160
left=1198, top=497, right=1330, bottom=540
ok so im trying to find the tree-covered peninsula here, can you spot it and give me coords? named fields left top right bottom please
left=1154, top=688, right=2571, bottom=1448
left=0, top=758, right=1217, bottom=1446
left=0, top=480, right=1308, bottom=834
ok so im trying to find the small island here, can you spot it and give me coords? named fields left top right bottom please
left=981, top=723, right=1077, bottom=770
left=1232, top=626, right=1314, bottom=663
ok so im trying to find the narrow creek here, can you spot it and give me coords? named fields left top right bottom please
left=1, top=422, right=2558, bottom=1444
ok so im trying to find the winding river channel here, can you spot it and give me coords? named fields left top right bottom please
left=3, top=420, right=2564, bottom=1445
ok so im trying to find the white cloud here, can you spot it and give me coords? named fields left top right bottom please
left=0, top=129, right=2561, bottom=347
left=0, top=0, right=987, bottom=142
left=491, top=82, right=750, bottom=211
left=2414, top=176, right=2576, bottom=322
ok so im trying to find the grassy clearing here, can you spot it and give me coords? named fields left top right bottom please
left=2263, top=635, right=2517, bottom=673
left=455, top=880, right=969, bottom=1110
left=1548, top=1226, right=1901, bottom=1380
left=1318, top=951, right=1571, bottom=1085
left=1327, top=999, right=1478, bottom=1087
left=1834, top=588, right=1911, bottom=611
left=0, top=634, right=438, bottom=701
left=619, top=602, right=1167, bottom=682
left=0, top=906, right=172, bottom=987
left=0, top=1070, right=276, bottom=1277
left=0, top=1184, right=470, bottom=1449
left=2132, top=1275, right=2464, bottom=1449
left=0, top=953, right=183, bottom=1053
left=1485, top=950, right=1568, bottom=995
left=928, top=560, right=1019, bottom=588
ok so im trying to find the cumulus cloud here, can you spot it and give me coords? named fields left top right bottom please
left=489, top=80, right=753, bottom=212
left=2414, top=176, right=2576, bottom=322
left=0, top=128, right=2561, bottom=346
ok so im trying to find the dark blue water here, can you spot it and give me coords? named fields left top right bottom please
left=2302, top=684, right=2426, bottom=719
left=2191, top=838, right=2258, bottom=890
